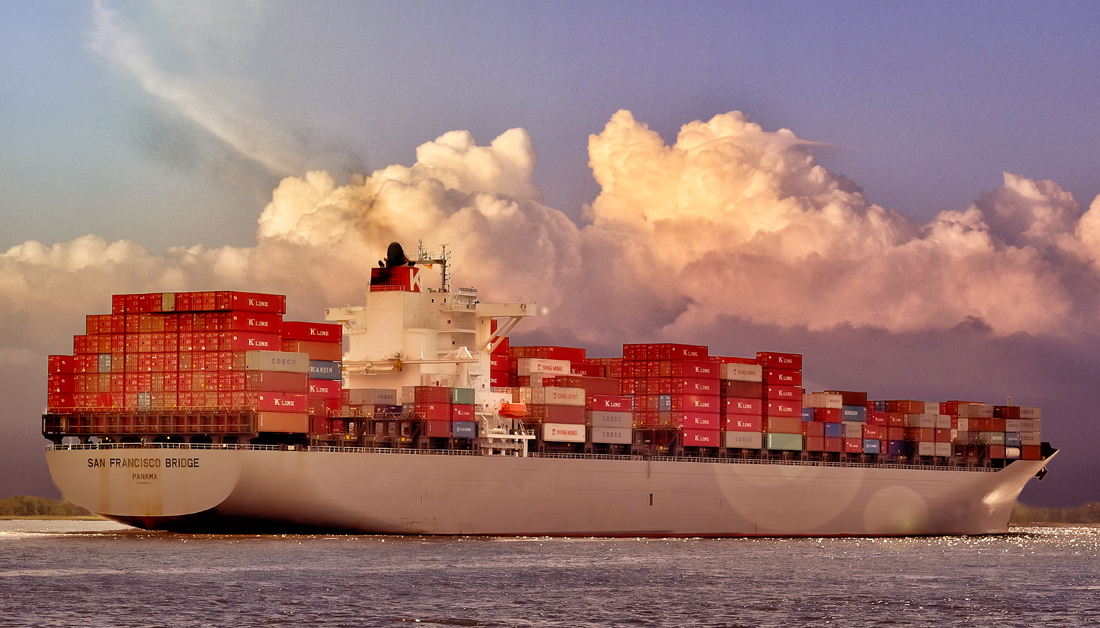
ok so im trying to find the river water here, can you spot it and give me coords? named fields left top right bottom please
left=1, top=521, right=1098, bottom=627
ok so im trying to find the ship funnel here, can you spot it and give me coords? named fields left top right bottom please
left=384, top=242, right=415, bottom=268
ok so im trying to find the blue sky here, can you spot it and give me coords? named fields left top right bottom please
left=2, top=1, right=1099, bottom=506
left=4, top=2, right=1097, bottom=252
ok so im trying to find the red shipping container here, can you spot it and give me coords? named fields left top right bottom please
left=671, top=394, right=721, bottom=413
left=805, top=435, right=825, bottom=451
left=555, top=375, right=620, bottom=396
left=660, top=360, right=719, bottom=379
left=252, top=392, right=308, bottom=412
left=490, top=335, right=509, bottom=355
left=813, top=408, right=842, bottom=423
left=47, top=393, right=75, bottom=409
left=904, top=427, right=935, bottom=442
left=570, top=362, right=602, bottom=377
left=282, top=340, right=342, bottom=361
left=451, top=404, right=474, bottom=421
left=48, top=374, right=76, bottom=394
left=862, top=425, right=884, bottom=440
left=802, top=421, right=825, bottom=438
left=414, top=386, right=451, bottom=403
left=229, top=332, right=281, bottom=352
left=216, top=291, right=287, bottom=314
left=763, top=369, right=802, bottom=387
left=724, top=397, right=762, bottom=416
left=589, top=395, right=633, bottom=412
left=766, top=385, right=802, bottom=401
left=887, top=426, right=905, bottom=441
left=843, top=438, right=863, bottom=453
left=489, top=355, right=508, bottom=371
left=824, top=437, right=842, bottom=452
left=866, top=411, right=888, bottom=426
left=935, top=428, right=952, bottom=442
left=681, top=429, right=720, bottom=447
left=673, top=412, right=721, bottom=430
left=726, top=414, right=762, bottom=432
left=489, top=373, right=508, bottom=387
left=527, top=404, right=586, bottom=424
left=310, top=416, right=332, bottom=435
left=413, top=402, right=452, bottom=420
left=1021, top=445, right=1042, bottom=460
left=757, top=351, right=802, bottom=371
left=664, top=378, right=720, bottom=395
left=989, top=445, right=1006, bottom=459
left=227, top=312, right=283, bottom=334
left=766, top=416, right=803, bottom=434
left=308, top=379, right=341, bottom=399
left=654, top=344, right=708, bottom=361
left=887, top=412, right=905, bottom=427
left=424, top=420, right=452, bottom=438
left=282, top=321, right=342, bottom=342
left=766, top=400, right=802, bottom=418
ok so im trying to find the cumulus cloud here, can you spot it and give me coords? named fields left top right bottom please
left=5, top=109, right=1100, bottom=366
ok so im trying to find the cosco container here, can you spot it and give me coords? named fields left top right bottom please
left=591, top=426, right=632, bottom=445
left=588, top=410, right=632, bottom=429
left=244, top=351, right=310, bottom=373
left=725, top=431, right=763, bottom=449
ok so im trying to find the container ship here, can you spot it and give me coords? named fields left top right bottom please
left=42, top=242, right=1056, bottom=536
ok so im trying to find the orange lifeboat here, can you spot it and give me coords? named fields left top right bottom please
left=499, top=402, right=527, bottom=418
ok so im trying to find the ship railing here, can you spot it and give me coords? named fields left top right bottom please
left=45, top=443, right=1000, bottom=471
left=47, top=442, right=284, bottom=452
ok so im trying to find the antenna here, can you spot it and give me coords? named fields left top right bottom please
left=417, top=240, right=451, bottom=292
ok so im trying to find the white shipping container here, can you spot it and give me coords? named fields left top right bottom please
left=978, top=431, right=1006, bottom=445
left=245, top=351, right=310, bottom=373
left=803, top=392, right=843, bottom=409
left=1019, top=431, right=1042, bottom=446
left=935, top=414, right=952, bottom=429
left=917, top=442, right=936, bottom=456
left=1005, top=446, right=1021, bottom=459
left=531, top=386, right=586, bottom=407
left=1017, top=406, right=1041, bottom=419
left=957, top=403, right=993, bottom=418
left=923, top=402, right=940, bottom=415
left=588, top=410, right=633, bottom=429
left=347, top=388, right=397, bottom=405
left=903, top=413, right=936, bottom=428
left=721, top=363, right=762, bottom=382
left=543, top=423, right=585, bottom=443
left=517, top=358, right=571, bottom=376
left=512, top=387, right=533, bottom=405
left=591, top=426, right=632, bottom=444
left=1005, top=419, right=1041, bottom=432
left=934, top=442, right=952, bottom=457
left=726, top=431, right=762, bottom=449
left=842, top=421, right=864, bottom=438
left=957, top=418, right=969, bottom=432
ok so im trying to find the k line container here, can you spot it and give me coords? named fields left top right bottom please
left=682, top=429, right=721, bottom=447
left=724, top=397, right=762, bottom=415
left=281, top=321, right=342, bottom=342
left=725, top=415, right=762, bottom=432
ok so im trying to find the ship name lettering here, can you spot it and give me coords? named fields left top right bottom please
left=165, top=458, right=200, bottom=468
left=132, top=473, right=157, bottom=481
left=88, top=458, right=107, bottom=468
left=111, top=457, right=162, bottom=468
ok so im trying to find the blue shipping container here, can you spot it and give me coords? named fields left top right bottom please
left=887, top=440, right=905, bottom=455
left=658, top=394, right=672, bottom=412
left=862, top=438, right=881, bottom=454
left=452, top=421, right=477, bottom=439
left=801, top=407, right=813, bottom=422
left=824, top=422, right=844, bottom=439
left=309, top=360, right=342, bottom=381
left=842, top=405, right=867, bottom=423
left=1005, top=432, right=1021, bottom=447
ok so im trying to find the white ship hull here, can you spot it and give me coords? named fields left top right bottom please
left=46, top=447, right=1052, bottom=536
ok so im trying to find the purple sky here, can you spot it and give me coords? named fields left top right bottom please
left=2, top=1, right=1099, bottom=506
